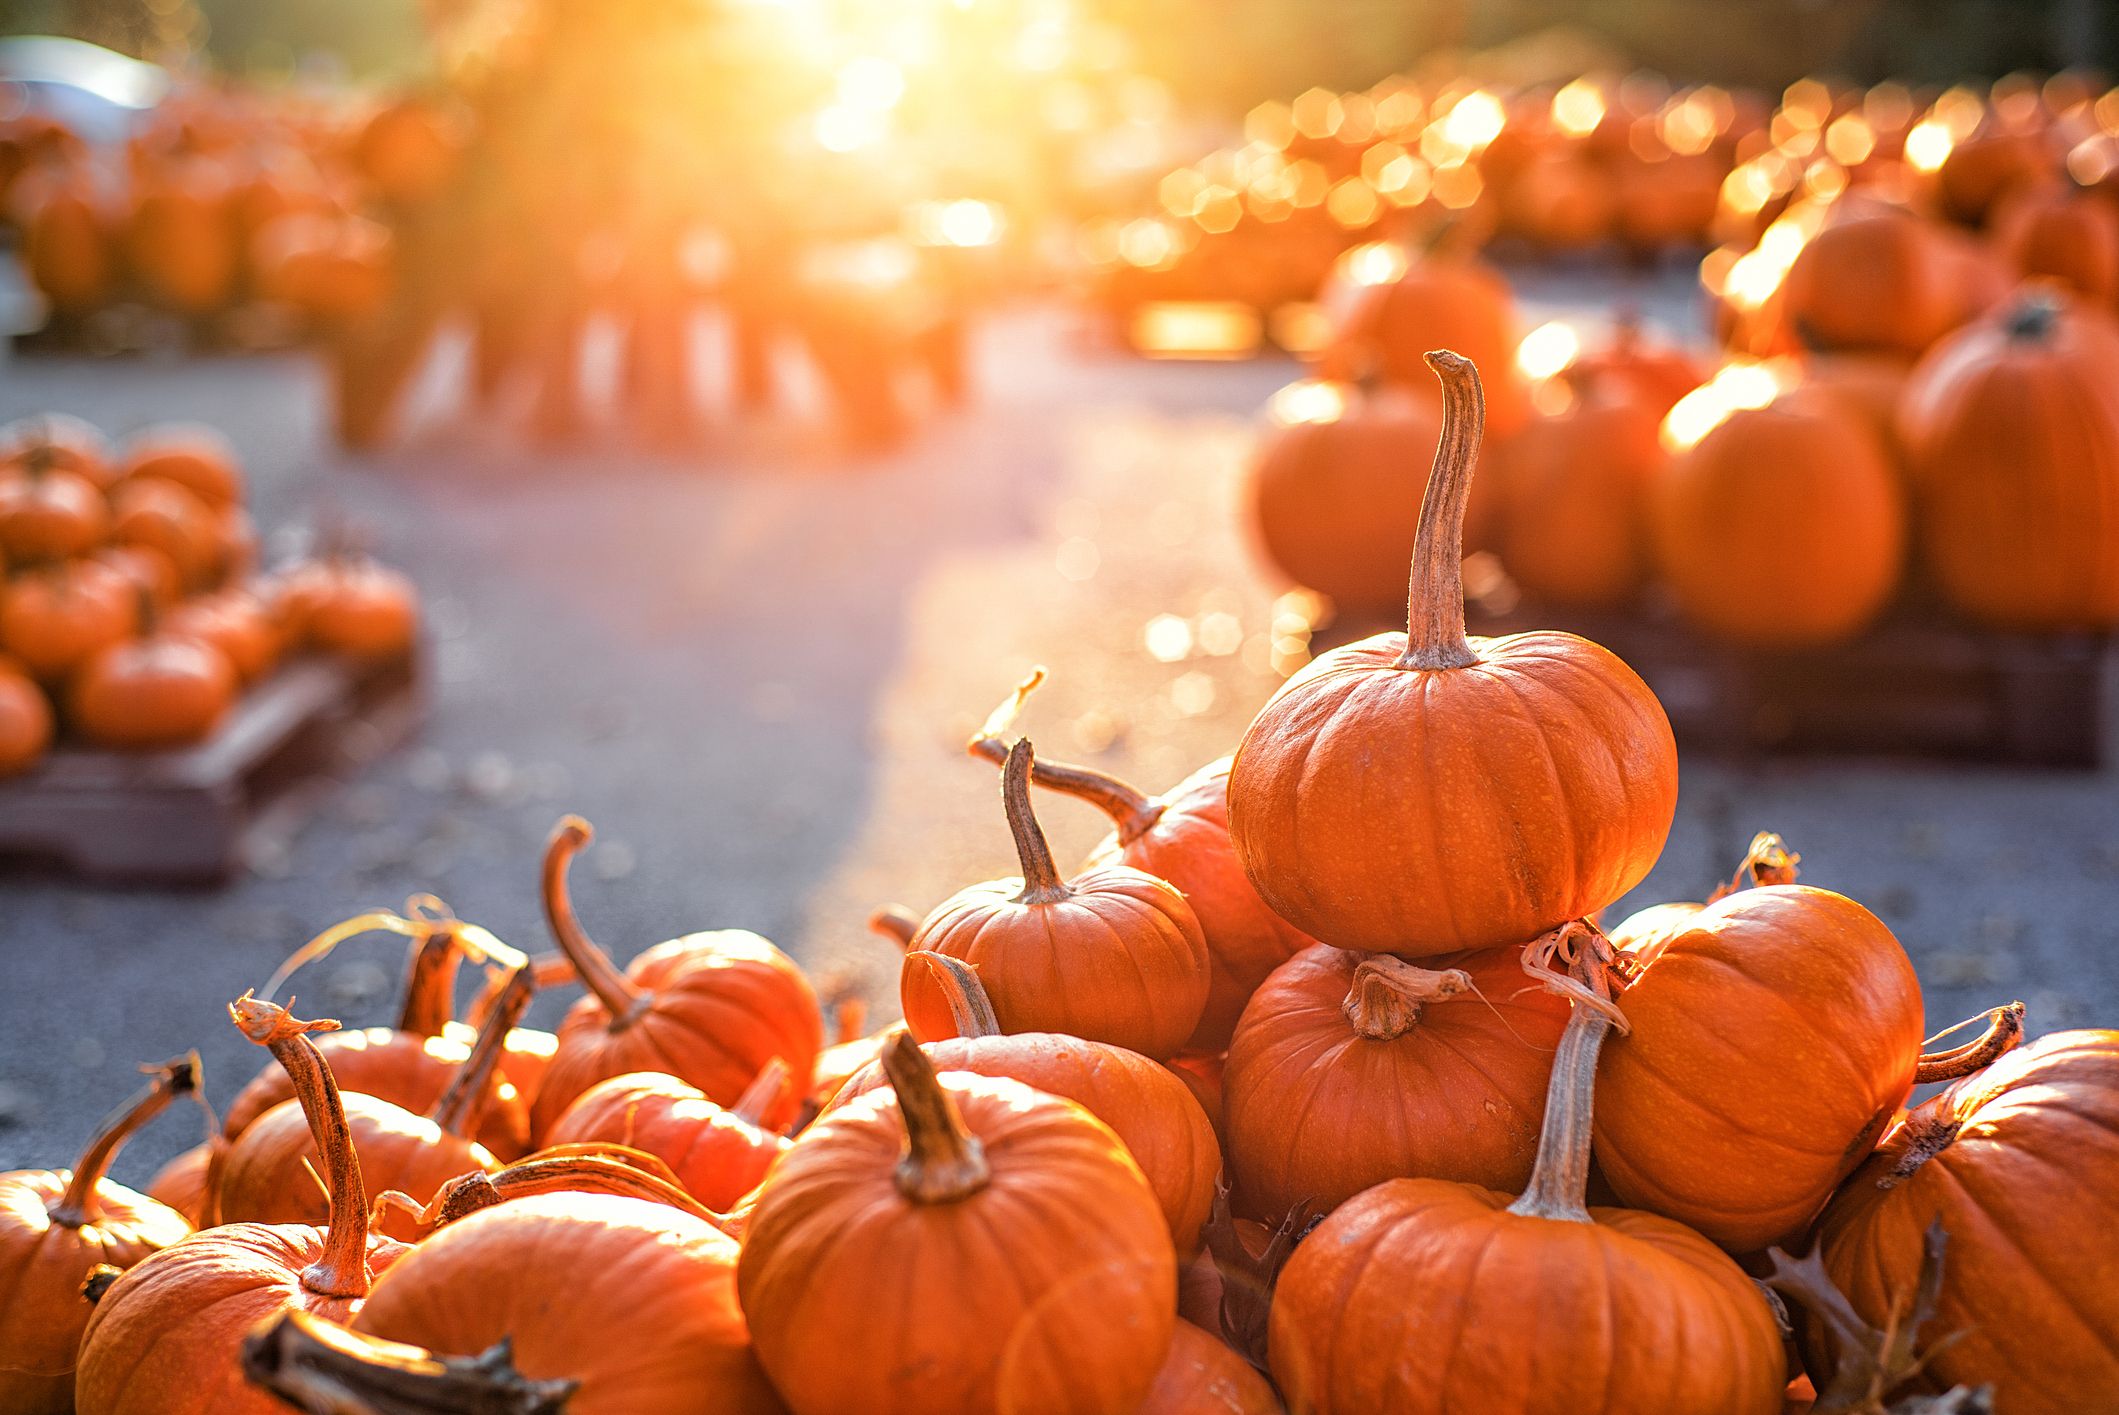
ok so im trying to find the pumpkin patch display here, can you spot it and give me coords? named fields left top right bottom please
left=546, top=1061, right=794, bottom=1211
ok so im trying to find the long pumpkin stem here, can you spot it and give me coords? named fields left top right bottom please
left=885, top=1033, right=990, bottom=1204
left=541, top=816, right=643, bottom=1025
left=429, top=964, right=533, bottom=1139
left=969, top=669, right=1165, bottom=842
left=1001, top=740, right=1070, bottom=906
left=396, top=914, right=466, bottom=1038
left=903, top=951, right=1003, bottom=1038
left=228, top=992, right=375, bottom=1298
left=1343, top=958, right=1474, bottom=1040
left=868, top=906, right=921, bottom=949
left=395, top=1146, right=729, bottom=1236
left=732, top=1057, right=793, bottom=1128
left=50, top=1054, right=202, bottom=1228
left=1915, top=1002, right=2026, bottom=1084
left=1396, top=349, right=1484, bottom=672
left=241, top=1308, right=578, bottom=1415
left=1507, top=923, right=1618, bottom=1224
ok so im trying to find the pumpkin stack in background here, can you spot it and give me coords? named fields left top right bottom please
left=0, top=412, right=420, bottom=776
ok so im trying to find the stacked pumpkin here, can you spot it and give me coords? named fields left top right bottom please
left=0, top=414, right=419, bottom=774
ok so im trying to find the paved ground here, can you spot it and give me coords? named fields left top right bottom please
left=4, top=262, right=2117, bottom=1185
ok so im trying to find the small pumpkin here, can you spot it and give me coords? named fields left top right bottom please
left=0, top=414, right=114, bottom=490
left=1227, top=351, right=1678, bottom=955
left=0, top=447, right=108, bottom=561
left=737, top=1034, right=1176, bottom=1415
left=969, top=669, right=1313, bottom=1052
left=123, top=160, right=240, bottom=315
left=90, top=543, right=183, bottom=609
left=144, top=1140, right=223, bottom=1229
left=118, top=424, right=245, bottom=508
left=1223, top=943, right=1570, bottom=1224
left=18, top=175, right=113, bottom=313
left=1781, top=204, right=1963, bottom=355
left=546, top=1059, right=793, bottom=1211
left=163, top=589, right=282, bottom=685
left=0, top=560, right=136, bottom=682
left=108, top=479, right=220, bottom=591
left=74, top=997, right=407, bottom=1415
left=1500, top=373, right=1667, bottom=609
left=1265, top=924, right=1785, bottom=1414
left=1140, top=1321, right=1285, bottom=1415
left=0, top=657, right=53, bottom=777
left=0, top=1057, right=199, bottom=1415
left=1993, top=182, right=2119, bottom=304
left=282, top=554, right=421, bottom=660
left=900, top=738, right=1209, bottom=1061
left=533, top=815, right=824, bottom=1139
left=1559, top=309, right=1709, bottom=418
left=70, top=611, right=238, bottom=750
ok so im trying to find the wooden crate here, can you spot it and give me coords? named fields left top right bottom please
left=1317, top=602, right=2110, bottom=769
left=0, top=651, right=425, bottom=885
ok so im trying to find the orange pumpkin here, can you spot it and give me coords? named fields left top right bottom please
left=0, top=414, right=114, bottom=490
left=1801, top=350, right=1915, bottom=459
left=0, top=657, right=53, bottom=777
left=74, top=998, right=407, bottom=1415
left=533, top=815, right=824, bottom=1139
left=1140, top=1322, right=1284, bottom=1415
left=1993, top=183, right=2119, bottom=304
left=1651, top=384, right=1904, bottom=646
left=70, top=626, right=238, bottom=750
left=0, top=1058, right=197, bottom=1414
left=900, top=739, right=1209, bottom=1061
left=352, top=98, right=461, bottom=206
left=1223, top=944, right=1570, bottom=1224
left=0, top=451, right=108, bottom=560
left=1781, top=206, right=1963, bottom=355
left=163, top=589, right=283, bottom=685
left=275, top=554, right=420, bottom=659
left=1227, top=352, right=1677, bottom=955
left=737, top=1035, right=1176, bottom=1414
left=90, top=544, right=182, bottom=609
left=1504, top=152, right=1616, bottom=250
left=546, top=1060, right=793, bottom=1211
left=1266, top=925, right=1785, bottom=1414
left=1935, top=124, right=2051, bottom=224
left=143, top=1140, right=222, bottom=1229
left=1898, top=287, right=2119, bottom=629
left=1814, top=1030, right=2119, bottom=1415
left=119, top=424, right=246, bottom=507
left=18, top=174, right=113, bottom=313
left=1500, top=377, right=1667, bottom=608
left=123, top=161, right=239, bottom=315
left=969, top=670, right=1314, bottom=1052
left=108, top=479, right=220, bottom=591
left=1561, top=311, right=1708, bottom=418
left=252, top=212, right=394, bottom=324
left=0, top=560, right=136, bottom=682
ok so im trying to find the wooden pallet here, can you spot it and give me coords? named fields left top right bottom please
left=0, top=651, right=425, bottom=884
left=1316, top=602, right=2111, bottom=769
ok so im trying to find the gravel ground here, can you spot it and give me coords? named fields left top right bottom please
left=3, top=263, right=2116, bottom=1187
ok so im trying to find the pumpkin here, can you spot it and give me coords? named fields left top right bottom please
left=1266, top=924, right=1785, bottom=1414
left=163, top=589, right=283, bottom=685
left=1592, top=848, right=1926, bottom=1252
left=737, top=1034, right=1176, bottom=1415
left=1140, top=1322, right=1284, bottom=1415
left=899, top=739, right=1209, bottom=1061
left=1223, top=943, right=1570, bottom=1224
left=1651, top=383, right=1904, bottom=646
left=144, top=1140, right=223, bottom=1229
left=969, top=669, right=1313, bottom=1052
left=1935, top=125, right=2051, bottom=225
left=242, top=1310, right=577, bottom=1414
left=1801, top=351, right=1915, bottom=458
left=119, top=424, right=246, bottom=508
left=1614, top=152, right=1724, bottom=253
left=1993, top=183, right=2119, bottom=304
left=1898, top=287, right=2119, bottom=630
left=74, top=997, right=407, bottom=1415
left=0, top=414, right=114, bottom=490
left=0, top=657, right=53, bottom=777
left=0, top=1057, right=198, bottom=1415
left=546, top=1060, right=793, bottom=1211
left=70, top=620, right=238, bottom=750
left=1246, top=377, right=1504, bottom=614
left=1503, top=151, right=1616, bottom=250
left=1781, top=206, right=1963, bottom=355
left=0, top=560, right=136, bottom=682
left=123, top=161, right=239, bottom=315
left=251, top=212, right=394, bottom=324
left=1814, top=1029, right=2119, bottom=1415
left=90, top=544, right=183, bottom=609
left=1227, top=351, right=1678, bottom=955
left=352, top=98, right=461, bottom=207
left=285, top=555, right=421, bottom=659
left=1561, top=310, right=1708, bottom=418
left=839, top=952, right=1218, bottom=1254
left=0, top=450, right=108, bottom=561
left=19, top=175, right=113, bottom=313
left=108, top=479, right=220, bottom=591
left=533, top=815, right=824, bottom=1139
left=1500, top=375, right=1667, bottom=608
left=802, top=909, right=916, bottom=1116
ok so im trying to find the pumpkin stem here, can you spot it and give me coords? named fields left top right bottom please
left=732, top=1056, right=793, bottom=1128
left=50, top=1053, right=202, bottom=1228
left=1506, top=922, right=1619, bottom=1224
left=1342, top=957, right=1474, bottom=1040
left=884, top=1032, right=991, bottom=1204
left=902, top=951, right=1004, bottom=1038
left=397, top=899, right=469, bottom=1037
left=2002, top=289, right=2063, bottom=343
left=241, top=1308, right=579, bottom=1415
left=228, top=992, right=376, bottom=1298
left=1396, top=350, right=1484, bottom=672
left=1707, top=831, right=1801, bottom=902
left=1877, top=1103, right=1963, bottom=1191
left=429, top=963, right=533, bottom=1139
left=868, top=905, right=921, bottom=950
left=81, top=1265, right=123, bottom=1305
left=832, top=995, right=869, bottom=1046
left=1207, top=1181, right=1327, bottom=1374
left=400, top=1145, right=729, bottom=1237
left=1914, top=1002, right=2026, bottom=1084
left=1000, top=739, right=1071, bottom=906
left=969, top=669, right=1165, bottom=842
left=540, top=815, right=644, bottom=1025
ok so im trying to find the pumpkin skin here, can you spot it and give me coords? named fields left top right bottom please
left=108, top=479, right=220, bottom=590
left=123, top=162, right=239, bottom=315
left=1898, top=289, right=2119, bottom=630
left=0, top=1060, right=196, bottom=1415
left=902, top=740, right=1210, bottom=1061
left=144, top=1141, right=219, bottom=1228
left=1994, top=184, right=2119, bottom=304
left=1561, top=315, right=1708, bottom=419
left=1782, top=206, right=1962, bottom=355
left=164, top=590, right=283, bottom=684
left=0, top=458, right=107, bottom=561
left=970, top=673, right=1315, bottom=1053
left=1266, top=931, right=1784, bottom=1415
left=1501, top=384, right=1667, bottom=609
left=1594, top=885, right=1925, bottom=1253
left=355, top=1193, right=785, bottom=1415
left=837, top=952, right=1220, bottom=1256
left=0, top=560, right=135, bottom=682
left=534, top=816, right=824, bottom=1140
left=1801, top=351, right=1914, bottom=459
left=0, top=414, right=113, bottom=490
left=737, top=1040, right=1176, bottom=1415
left=1223, top=944, right=1570, bottom=1224
left=19, top=177, right=112, bottom=313
left=1140, top=1321, right=1284, bottom=1415
left=301, top=557, right=421, bottom=659
left=223, top=1028, right=528, bottom=1157
left=1228, top=353, right=1678, bottom=955
left=119, top=425, right=245, bottom=508
left=70, top=633, right=238, bottom=750
left=0, top=660, right=53, bottom=777
left=546, top=1068, right=791, bottom=1211
left=1651, top=385, right=1905, bottom=646
left=1815, top=1030, right=2119, bottom=1415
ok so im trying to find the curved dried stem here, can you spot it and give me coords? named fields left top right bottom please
left=51, top=1054, right=202, bottom=1228
left=1707, top=832, right=1802, bottom=903
left=1000, top=740, right=1070, bottom=906
left=903, top=951, right=1003, bottom=1038
left=399, top=1146, right=728, bottom=1237
left=1207, top=1181, right=1327, bottom=1374
left=541, top=815, right=642, bottom=1024
left=1507, top=924, right=1622, bottom=1224
left=732, top=1056, right=793, bottom=1129
left=242, top=1308, right=579, bottom=1415
left=430, top=964, right=534, bottom=1139
left=1915, top=1002, right=2026, bottom=1085
left=884, top=1033, right=990, bottom=1204
left=868, top=906, right=921, bottom=950
left=968, top=668, right=1164, bottom=841
left=1395, top=349, right=1484, bottom=672
left=1342, top=957, right=1473, bottom=1040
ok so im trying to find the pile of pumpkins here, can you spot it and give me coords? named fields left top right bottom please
left=2, top=87, right=454, bottom=336
left=3, top=356, right=2110, bottom=1414
left=0, top=414, right=419, bottom=774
